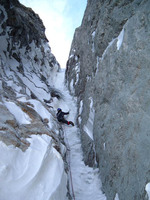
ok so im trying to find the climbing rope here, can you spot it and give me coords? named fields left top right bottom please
left=63, top=129, right=76, bottom=200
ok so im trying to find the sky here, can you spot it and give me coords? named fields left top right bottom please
left=19, top=0, right=87, bottom=68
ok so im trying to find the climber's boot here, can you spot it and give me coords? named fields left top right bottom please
left=69, top=121, right=74, bottom=126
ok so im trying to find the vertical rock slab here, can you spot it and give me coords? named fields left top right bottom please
left=66, top=0, right=150, bottom=199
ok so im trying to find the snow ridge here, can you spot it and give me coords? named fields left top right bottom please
left=0, top=135, right=67, bottom=200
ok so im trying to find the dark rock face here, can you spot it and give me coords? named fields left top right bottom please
left=0, top=0, right=60, bottom=77
left=1, top=0, right=47, bottom=47
left=66, top=0, right=150, bottom=199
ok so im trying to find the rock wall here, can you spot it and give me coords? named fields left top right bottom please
left=66, top=0, right=150, bottom=199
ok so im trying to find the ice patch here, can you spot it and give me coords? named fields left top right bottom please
left=100, top=27, right=124, bottom=60
left=79, top=100, right=83, bottom=115
left=117, top=28, right=124, bottom=50
left=74, top=62, right=80, bottom=85
left=70, top=79, right=75, bottom=94
left=75, top=55, right=78, bottom=61
left=75, top=73, right=79, bottom=85
left=114, top=193, right=120, bottom=200
left=78, top=100, right=83, bottom=124
left=83, top=97, right=95, bottom=140
left=83, top=124, right=93, bottom=140
left=69, top=54, right=74, bottom=58
left=101, top=38, right=116, bottom=60
left=103, top=143, right=106, bottom=150
left=145, top=183, right=150, bottom=199
left=92, top=31, right=96, bottom=38
left=95, top=56, right=100, bottom=74
left=92, top=30, right=96, bottom=53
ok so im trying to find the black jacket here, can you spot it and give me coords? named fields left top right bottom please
left=56, top=110, right=69, bottom=122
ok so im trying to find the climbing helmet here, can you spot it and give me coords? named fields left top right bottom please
left=57, top=108, right=61, bottom=112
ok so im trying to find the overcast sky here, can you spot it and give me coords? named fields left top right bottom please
left=19, top=0, right=87, bottom=68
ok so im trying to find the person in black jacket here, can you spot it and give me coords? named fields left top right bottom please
left=56, top=108, right=74, bottom=126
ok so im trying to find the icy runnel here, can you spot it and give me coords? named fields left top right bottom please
left=54, top=70, right=107, bottom=200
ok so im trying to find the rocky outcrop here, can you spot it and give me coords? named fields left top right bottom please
left=1, top=0, right=47, bottom=47
left=66, top=0, right=150, bottom=199
left=0, top=0, right=61, bottom=150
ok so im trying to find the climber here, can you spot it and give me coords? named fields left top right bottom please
left=56, top=108, right=74, bottom=126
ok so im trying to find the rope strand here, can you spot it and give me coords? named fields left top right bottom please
left=64, top=130, right=76, bottom=200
